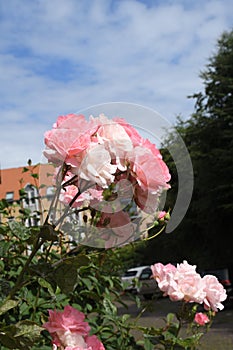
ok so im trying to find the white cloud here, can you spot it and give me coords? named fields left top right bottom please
left=0, top=0, right=232, bottom=168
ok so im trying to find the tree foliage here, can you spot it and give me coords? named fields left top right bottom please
left=154, top=29, right=233, bottom=270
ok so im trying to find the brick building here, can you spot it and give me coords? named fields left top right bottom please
left=0, top=163, right=56, bottom=225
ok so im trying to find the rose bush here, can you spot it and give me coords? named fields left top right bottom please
left=0, top=113, right=227, bottom=350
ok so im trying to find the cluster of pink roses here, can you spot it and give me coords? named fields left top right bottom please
left=43, top=113, right=171, bottom=247
left=43, top=305, right=105, bottom=350
left=44, top=113, right=170, bottom=215
left=151, top=260, right=227, bottom=312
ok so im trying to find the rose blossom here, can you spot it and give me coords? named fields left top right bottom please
left=44, top=113, right=171, bottom=214
left=60, top=185, right=103, bottom=208
left=77, top=143, right=117, bottom=188
left=169, top=261, right=206, bottom=303
left=93, top=114, right=133, bottom=171
left=85, top=335, right=105, bottom=350
left=158, top=211, right=167, bottom=219
left=43, top=306, right=105, bottom=350
left=202, top=275, right=227, bottom=311
left=112, top=117, right=143, bottom=147
left=44, top=114, right=98, bottom=165
left=43, top=305, right=90, bottom=336
left=151, top=263, right=176, bottom=295
left=151, top=261, right=227, bottom=311
left=194, top=312, right=210, bottom=326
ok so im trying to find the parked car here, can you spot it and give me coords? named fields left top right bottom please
left=121, top=266, right=161, bottom=300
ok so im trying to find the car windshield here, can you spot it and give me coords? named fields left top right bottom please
left=123, top=271, right=137, bottom=277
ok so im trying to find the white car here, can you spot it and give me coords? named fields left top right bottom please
left=121, top=266, right=161, bottom=299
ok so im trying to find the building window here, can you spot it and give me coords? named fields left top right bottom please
left=46, top=186, right=55, bottom=200
left=5, top=191, right=14, bottom=202
left=24, top=184, right=37, bottom=207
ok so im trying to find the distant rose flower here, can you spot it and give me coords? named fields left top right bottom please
left=158, top=211, right=166, bottom=219
left=202, top=275, right=227, bottom=311
left=151, top=262, right=176, bottom=295
left=170, top=261, right=206, bottom=303
left=194, top=312, right=210, bottom=326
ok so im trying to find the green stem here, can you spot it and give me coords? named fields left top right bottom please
left=143, top=224, right=166, bottom=241
left=7, top=235, right=44, bottom=300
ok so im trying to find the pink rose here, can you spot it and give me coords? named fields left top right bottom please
left=151, top=263, right=176, bottom=295
left=202, top=275, right=227, bottom=311
left=60, top=185, right=103, bottom=208
left=77, top=144, right=117, bottom=188
left=113, top=117, right=142, bottom=146
left=44, top=113, right=171, bottom=218
left=94, top=114, right=133, bottom=171
left=43, top=306, right=90, bottom=347
left=129, top=144, right=170, bottom=193
left=194, top=312, right=210, bottom=326
left=44, top=114, right=98, bottom=165
left=43, top=306, right=90, bottom=335
left=64, top=347, right=91, bottom=350
left=158, top=211, right=167, bottom=219
left=85, top=335, right=105, bottom=350
left=167, top=261, right=206, bottom=303
left=43, top=306, right=105, bottom=350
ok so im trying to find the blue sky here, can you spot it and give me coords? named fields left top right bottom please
left=0, top=0, right=233, bottom=169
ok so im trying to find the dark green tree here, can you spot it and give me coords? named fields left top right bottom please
left=141, top=30, right=233, bottom=271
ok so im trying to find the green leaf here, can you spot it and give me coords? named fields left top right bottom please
left=166, top=312, right=177, bottom=323
left=39, top=224, right=58, bottom=242
left=0, top=299, right=19, bottom=316
left=54, top=264, right=78, bottom=294
left=0, top=241, right=12, bottom=257
left=103, top=297, right=117, bottom=316
left=38, top=277, right=55, bottom=296
left=63, top=254, right=90, bottom=268
left=0, top=320, right=43, bottom=349
left=31, top=173, right=39, bottom=179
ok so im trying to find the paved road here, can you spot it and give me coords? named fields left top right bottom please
left=117, top=295, right=233, bottom=349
